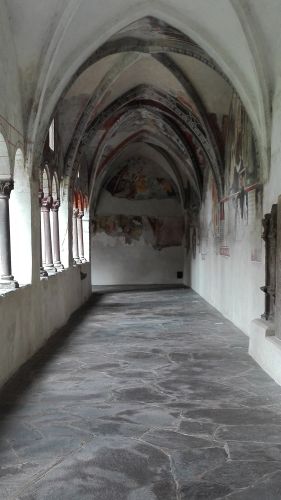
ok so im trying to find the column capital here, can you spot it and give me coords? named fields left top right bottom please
left=41, top=196, right=53, bottom=211
left=0, top=179, right=14, bottom=199
left=38, top=190, right=44, bottom=206
left=73, top=207, right=79, bottom=218
left=51, top=199, right=60, bottom=212
left=78, top=210, right=84, bottom=219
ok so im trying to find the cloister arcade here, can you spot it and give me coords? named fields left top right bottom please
left=0, top=6, right=277, bottom=386
left=2, top=1, right=281, bottom=496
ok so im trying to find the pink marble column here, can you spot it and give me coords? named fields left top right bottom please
left=0, top=180, right=18, bottom=289
left=39, top=191, right=48, bottom=278
left=73, top=208, right=81, bottom=265
left=41, top=196, right=57, bottom=275
left=51, top=200, right=64, bottom=271
left=77, top=210, right=86, bottom=262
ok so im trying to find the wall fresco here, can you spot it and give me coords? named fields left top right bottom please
left=93, top=215, right=184, bottom=250
left=225, top=93, right=260, bottom=196
left=106, top=158, right=178, bottom=200
left=205, top=92, right=263, bottom=259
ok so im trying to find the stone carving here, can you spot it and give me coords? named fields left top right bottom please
left=261, top=204, right=277, bottom=321
left=0, top=179, right=14, bottom=198
left=41, top=196, right=53, bottom=211
left=51, top=199, right=60, bottom=211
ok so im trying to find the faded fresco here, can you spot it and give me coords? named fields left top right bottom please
left=225, top=93, right=260, bottom=195
left=106, top=158, right=177, bottom=200
left=198, top=92, right=263, bottom=261
left=93, top=215, right=184, bottom=250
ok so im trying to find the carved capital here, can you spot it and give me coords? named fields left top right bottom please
left=78, top=210, right=84, bottom=219
left=41, top=196, right=53, bottom=211
left=0, top=179, right=14, bottom=199
left=73, top=207, right=79, bottom=218
left=38, top=190, right=44, bottom=206
left=52, top=199, right=60, bottom=211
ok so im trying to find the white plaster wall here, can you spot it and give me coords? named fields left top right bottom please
left=0, top=264, right=91, bottom=388
left=191, top=237, right=264, bottom=336
left=92, top=238, right=184, bottom=285
left=92, top=190, right=184, bottom=285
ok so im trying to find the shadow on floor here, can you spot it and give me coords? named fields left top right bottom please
left=0, top=293, right=103, bottom=418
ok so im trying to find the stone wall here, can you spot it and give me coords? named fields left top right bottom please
left=0, top=264, right=91, bottom=388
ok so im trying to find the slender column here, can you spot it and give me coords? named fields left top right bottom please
left=77, top=210, right=86, bottom=262
left=41, top=196, right=57, bottom=275
left=0, top=180, right=18, bottom=289
left=275, top=196, right=281, bottom=338
left=38, top=191, right=48, bottom=278
left=51, top=200, right=64, bottom=271
left=72, top=208, right=81, bottom=264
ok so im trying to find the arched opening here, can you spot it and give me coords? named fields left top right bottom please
left=91, top=152, right=185, bottom=285
left=0, top=132, right=10, bottom=179
left=0, top=133, right=18, bottom=290
left=51, top=173, right=64, bottom=271
left=10, top=149, right=32, bottom=285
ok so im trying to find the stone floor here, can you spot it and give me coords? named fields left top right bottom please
left=1, top=288, right=281, bottom=499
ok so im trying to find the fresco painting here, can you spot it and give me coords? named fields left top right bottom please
left=93, top=215, right=184, bottom=250
left=93, top=215, right=143, bottom=245
left=205, top=92, right=263, bottom=258
left=106, top=158, right=177, bottom=200
left=249, top=186, right=263, bottom=262
left=225, top=92, right=260, bottom=196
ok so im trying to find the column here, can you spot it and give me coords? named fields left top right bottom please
left=0, top=180, right=18, bottom=289
left=41, top=196, right=57, bottom=275
left=51, top=200, right=64, bottom=271
left=274, top=197, right=281, bottom=338
left=39, top=191, right=48, bottom=278
left=72, top=208, right=81, bottom=265
left=77, top=210, right=86, bottom=262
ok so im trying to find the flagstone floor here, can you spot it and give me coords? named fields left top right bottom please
left=1, top=288, right=281, bottom=499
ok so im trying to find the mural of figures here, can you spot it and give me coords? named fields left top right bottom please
left=93, top=215, right=143, bottom=245
left=225, top=92, right=260, bottom=197
left=106, top=158, right=178, bottom=200
left=93, top=215, right=184, bottom=250
left=212, top=91, right=263, bottom=253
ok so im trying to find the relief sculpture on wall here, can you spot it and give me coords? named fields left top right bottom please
left=261, top=204, right=277, bottom=322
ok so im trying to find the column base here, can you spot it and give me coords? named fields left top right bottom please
left=80, top=257, right=87, bottom=263
left=44, top=265, right=57, bottom=276
left=0, top=277, right=19, bottom=290
left=54, top=262, right=65, bottom=272
left=74, top=258, right=82, bottom=265
left=40, top=267, right=48, bottom=278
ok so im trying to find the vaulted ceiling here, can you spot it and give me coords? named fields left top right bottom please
left=3, top=0, right=280, bottom=209
left=56, top=16, right=234, bottom=211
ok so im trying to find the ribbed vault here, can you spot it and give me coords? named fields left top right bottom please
left=47, top=15, right=260, bottom=222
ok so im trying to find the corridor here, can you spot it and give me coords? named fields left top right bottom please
left=1, top=288, right=281, bottom=499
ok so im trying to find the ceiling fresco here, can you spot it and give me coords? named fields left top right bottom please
left=105, top=157, right=178, bottom=201
left=51, top=15, right=259, bottom=220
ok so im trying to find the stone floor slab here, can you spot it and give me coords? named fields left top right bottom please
left=0, top=288, right=281, bottom=499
